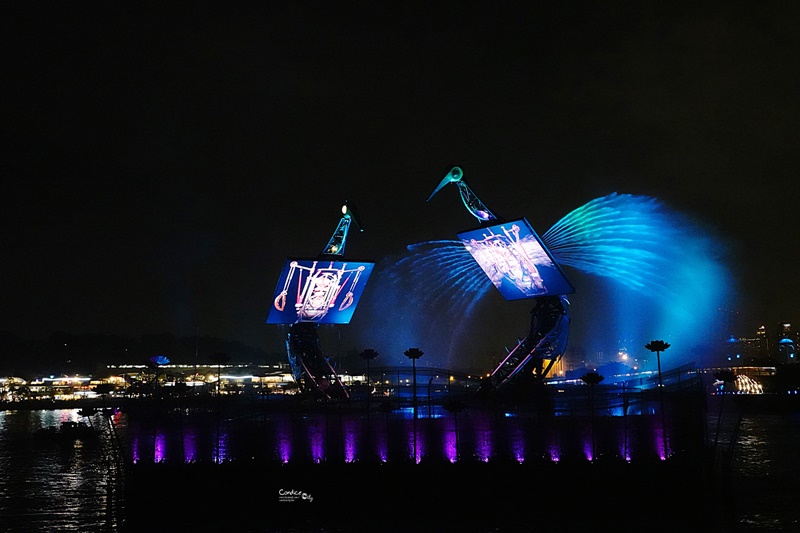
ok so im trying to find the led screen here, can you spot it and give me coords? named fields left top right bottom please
left=458, top=218, right=574, bottom=300
left=266, top=258, right=375, bottom=324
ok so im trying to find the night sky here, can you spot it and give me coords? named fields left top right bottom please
left=2, top=2, right=799, bottom=371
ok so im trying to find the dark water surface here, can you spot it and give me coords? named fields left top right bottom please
left=0, top=403, right=798, bottom=532
left=0, top=410, right=123, bottom=532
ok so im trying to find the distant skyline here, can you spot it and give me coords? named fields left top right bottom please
left=2, top=3, right=799, bottom=371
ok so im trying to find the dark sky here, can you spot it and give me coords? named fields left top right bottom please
left=2, top=2, right=799, bottom=368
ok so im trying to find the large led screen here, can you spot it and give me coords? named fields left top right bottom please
left=266, top=258, right=375, bottom=324
left=458, top=218, right=574, bottom=301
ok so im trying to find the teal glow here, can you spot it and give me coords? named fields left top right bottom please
left=355, top=193, right=735, bottom=372
left=544, top=193, right=718, bottom=299
left=354, top=241, right=493, bottom=368
left=543, top=193, right=734, bottom=367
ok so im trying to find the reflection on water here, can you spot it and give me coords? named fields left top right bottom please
left=1, top=406, right=798, bottom=531
left=726, top=413, right=800, bottom=531
left=709, top=410, right=800, bottom=479
left=0, top=410, right=122, bottom=532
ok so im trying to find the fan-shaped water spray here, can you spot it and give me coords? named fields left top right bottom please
left=355, top=193, right=735, bottom=372
left=354, top=241, right=498, bottom=370
left=544, top=193, right=691, bottom=297
left=543, top=193, right=734, bottom=368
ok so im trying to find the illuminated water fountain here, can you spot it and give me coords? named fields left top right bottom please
left=124, top=401, right=681, bottom=465
left=357, top=188, right=734, bottom=374
left=122, top=171, right=727, bottom=533
left=214, top=168, right=729, bottom=467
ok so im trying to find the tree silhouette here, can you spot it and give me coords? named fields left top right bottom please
left=645, top=341, right=671, bottom=389
left=404, top=347, right=424, bottom=462
left=645, top=340, right=671, bottom=457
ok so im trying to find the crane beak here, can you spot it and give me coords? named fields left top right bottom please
left=426, top=166, right=463, bottom=202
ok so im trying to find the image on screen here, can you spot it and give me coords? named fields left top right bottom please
left=458, top=218, right=575, bottom=301
left=266, top=258, right=375, bottom=324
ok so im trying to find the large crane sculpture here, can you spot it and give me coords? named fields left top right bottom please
left=427, top=166, right=499, bottom=223
left=427, top=166, right=573, bottom=394
left=267, top=202, right=372, bottom=400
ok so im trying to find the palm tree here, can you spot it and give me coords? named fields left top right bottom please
left=645, top=341, right=671, bottom=389
left=580, top=371, right=604, bottom=460
left=645, top=340, right=671, bottom=457
left=404, top=347, right=424, bottom=462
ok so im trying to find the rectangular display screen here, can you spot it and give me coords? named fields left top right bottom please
left=266, top=258, right=375, bottom=324
left=458, top=218, right=574, bottom=300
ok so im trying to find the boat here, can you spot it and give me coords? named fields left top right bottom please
left=34, top=421, right=100, bottom=441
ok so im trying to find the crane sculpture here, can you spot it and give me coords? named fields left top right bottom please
left=266, top=201, right=373, bottom=400
left=427, top=166, right=573, bottom=393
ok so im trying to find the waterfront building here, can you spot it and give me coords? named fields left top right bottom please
left=776, top=321, right=796, bottom=364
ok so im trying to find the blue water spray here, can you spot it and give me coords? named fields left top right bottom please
left=355, top=193, right=735, bottom=372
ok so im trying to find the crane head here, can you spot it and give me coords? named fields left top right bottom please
left=426, top=166, right=464, bottom=202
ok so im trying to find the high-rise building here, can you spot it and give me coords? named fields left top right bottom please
left=776, top=322, right=796, bottom=364
left=755, top=325, right=770, bottom=358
